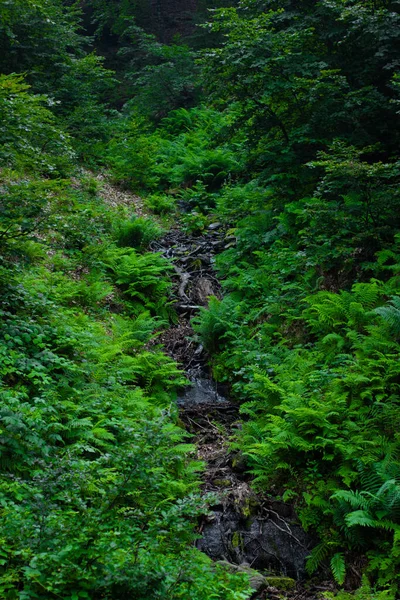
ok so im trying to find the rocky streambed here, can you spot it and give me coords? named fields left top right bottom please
left=151, top=223, right=334, bottom=599
left=95, top=173, right=336, bottom=599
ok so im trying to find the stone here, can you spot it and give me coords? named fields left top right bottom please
left=208, top=222, right=222, bottom=230
left=265, top=576, right=296, bottom=591
left=238, top=566, right=267, bottom=592
left=240, top=496, right=260, bottom=518
left=231, top=452, right=247, bottom=473
left=197, top=507, right=312, bottom=579
left=216, top=561, right=267, bottom=593
left=194, top=277, right=215, bottom=304
left=212, top=478, right=232, bottom=487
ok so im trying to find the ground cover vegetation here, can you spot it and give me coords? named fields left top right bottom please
left=1, top=0, right=400, bottom=597
left=0, top=1, right=252, bottom=598
left=98, top=0, right=400, bottom=594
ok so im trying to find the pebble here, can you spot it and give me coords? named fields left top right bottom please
left=208, top=222, right=222, bottom=230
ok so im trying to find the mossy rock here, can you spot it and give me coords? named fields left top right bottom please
left=265, top=576, right=296, bottom=591
left=217, top=561, right=296, bottom=593
left=217, top=561, right=267, bottom=592
left=212, top=478, right=231, bottom=487
left=231, top=452, right=247, bottom=473
left=240, top=495, right=260, bottom=518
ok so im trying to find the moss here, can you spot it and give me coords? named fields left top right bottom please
left=265, top=576, right=296, bottom=591
left=240, top=495, right=260, bottom=518
left=231, top=531, right=243, bottom=550
left=212, top=478, right=231, bottom=487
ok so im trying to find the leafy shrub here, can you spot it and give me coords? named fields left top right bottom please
left=154, top=106, right=241, bottom=191
left=0, top=74, right=74, bottom=175
left=181, top=210, right=210, bottom=235
left=0, top=170, right=250, bottom=599
left=179, top=181, right=219, bottom=211
left=0, top=176, right=67, bottom=247
left=125, top=37, right=200, bottom=120
left=216, top=181, right=272, bottom=220
left=80, top=174, right=101, bottom=197
left=106, top=117, right=161, bottom=190
left=323, top=577, right=394, bottom=600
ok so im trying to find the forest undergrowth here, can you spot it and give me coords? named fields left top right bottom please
left=1, top=0, right=400, bottom=598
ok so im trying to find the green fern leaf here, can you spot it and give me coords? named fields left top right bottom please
left=330, top=552, right=346, bottom=585
left=345, top=510, right=376, bottom=528
left=306, top=541, right=336, bottom=574
left=375, top=297, right=400, bottom=337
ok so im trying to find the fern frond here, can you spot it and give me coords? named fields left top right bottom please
left=306, top=541, right=337, bottom=574
left=330, top=552, right=346, bottom=585
left=332, top=490, right=370, bottom=511
left=374, top=297, right=400, bottom=337
left=352, top=282, right=382, bottom=310
left=345, top=510, right=377, bottom=528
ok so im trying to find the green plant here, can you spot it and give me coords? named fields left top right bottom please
left=0, top=176, right=68, bottom=246
left=144, top=193, right=177, bottom=216
left=105, top=246, right=173, bottom=317
left=0, top=74, right=74, bottom=175
left=323, top=576, right=395, bottom=600
left=114, top=215, right=162, bottom=250
left=106, top=117, right=161, bottom=190
left=80, top=175, right=101, bottom=196
left=181, top=210, right=210, bottom=235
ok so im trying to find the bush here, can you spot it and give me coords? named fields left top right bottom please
left=106, top=117, right=161, bottom=190
left=144, top=193, right=177, bottom=216
left=0, top=74, right=74, bottom=175
left=114, top=215, right=162, bottom=250
left=105, top=246, right=173, bottom=317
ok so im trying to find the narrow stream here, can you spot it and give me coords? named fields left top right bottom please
left=153, top=224, right=315, bottom=594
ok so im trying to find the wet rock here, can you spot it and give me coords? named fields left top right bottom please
left=197, top=508, right=312, bottom=579
left=154, top=224, right=313, bottom=587
left=211, top=240, right=225, bottom=249
left=231, top=451, right=248, bottom=473
left=177, top=377, right=227, bottom=406
left=240, top=495, right=261, bottom=518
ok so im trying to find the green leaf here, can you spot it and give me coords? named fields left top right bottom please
left=330, top=553, right=346, bottom=586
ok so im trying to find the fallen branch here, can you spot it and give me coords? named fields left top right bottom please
left=173, top=264, right=191, bottom=300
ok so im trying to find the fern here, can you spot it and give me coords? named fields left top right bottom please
left=344, top=510, right=377, bottom=528
left=352, top=282, right=382, bottom=310
left=105, top=247, right=173, bottom=317
left=333, top=490, right=371, bottom=511
left=374, top=297, right=400, bottom=337
left=306, top=541, right=338, bottom=574
left=331, top=553, right=346, bottom=585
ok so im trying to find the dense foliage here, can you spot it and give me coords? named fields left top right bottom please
left=104, top=0, right=400, bottom=594
left=186, top=0, right=400, bottom=593
left=2, top=0, right=400, bottom=596
left=0, top=2, right=253, bottom=598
